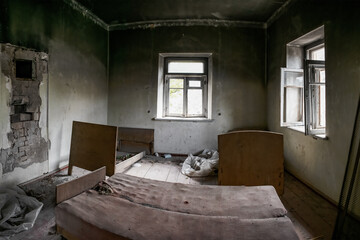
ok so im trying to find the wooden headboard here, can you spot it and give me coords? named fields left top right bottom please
left=68, top=121, right=118, bottom=176
left=218, top=130, right=284, bottom=195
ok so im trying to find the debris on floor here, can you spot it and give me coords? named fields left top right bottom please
left=132, top=163, right=142, bottom=167
left=116, top=153, right=135, bottom=164
left=92, top=181, right=116, bottom=195
left=0, top=186, right=43, bottom=239
left=181, top=149, right=219, bottom=177
left=163, top=154, right=172, bottom=159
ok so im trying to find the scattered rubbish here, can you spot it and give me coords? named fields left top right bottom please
left=132, top=163, right=142, bottom=167
left=154, top=152, right=159, bottom=157
left=116, top=154, right=135, bottom=161
left=163, top=154, right=172, bottom=159
left=0, top=186, right=43, bottom=239
left=181, top=149, right=219, bottom=177
left=93, top=181, right=116, bottom=195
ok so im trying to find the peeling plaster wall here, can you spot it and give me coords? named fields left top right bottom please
left=267, top=0, right=360, bottom=203
left=0, top=0, right=108, bottom=185
left=108, top=26, right=266, bottom=154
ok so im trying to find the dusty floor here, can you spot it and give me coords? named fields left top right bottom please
left=8, top=155, right=339, bottom=240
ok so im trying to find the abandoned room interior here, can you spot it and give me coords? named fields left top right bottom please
left=1, top=0, right=360, bottom=239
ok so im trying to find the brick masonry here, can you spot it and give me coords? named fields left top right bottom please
left=0, top=44, right=48, bottom=174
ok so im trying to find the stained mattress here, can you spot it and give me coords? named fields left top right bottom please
left=56, top=173, right=299, bottom=240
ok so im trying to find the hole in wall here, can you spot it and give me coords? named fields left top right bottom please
left=16, top=59, right=33, bottom=79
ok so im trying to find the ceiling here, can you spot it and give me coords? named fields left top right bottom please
left=74, top=0, right=288, bottom=26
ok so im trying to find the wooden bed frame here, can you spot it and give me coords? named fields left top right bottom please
left=218, top=130, right=284, bottom=195
left=68, top=121, right=147, bottom=176
left=55, top=168, right=299, bottom=240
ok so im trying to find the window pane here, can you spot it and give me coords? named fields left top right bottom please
left=189, top=80, right=201, bottom=87
left=284, top=87, right=303, bottom=123
left=187, top=89, right=203, bottom=115
left=310, top=47, right=325, bottom=61
left=313, top=68, right=326, bottom=83
left=285, top=72, right=303, bottom=87
left=310, top=85, right=326, bottom=128
left=168, top=61, right=204, bottom=73
left=169, top=89, right=183, bottom=115
left=169, top=78, right=184, bottom=88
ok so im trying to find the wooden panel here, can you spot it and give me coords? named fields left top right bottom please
left=118, top=127, right=154, bottom=143
left=218, top=130, right=284, bottom=195
left=56, top=167, right=106, bottom=204
left=115, top=151, right=145, bottom=173
left=119, top=141, right=153, bottom=154
left=117, top=127, right=154, bottom=154
left=68, top=121, right=117, bottom=176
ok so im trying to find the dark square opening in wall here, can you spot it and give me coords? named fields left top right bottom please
left=16, top=59, right=33, bottom=79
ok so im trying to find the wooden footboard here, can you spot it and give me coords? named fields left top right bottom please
left=218, top=130, right=284, bottom=195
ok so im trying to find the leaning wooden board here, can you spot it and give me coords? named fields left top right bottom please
left=68, top=121, right=147, bottom=177
left=68, top=121, right=118, bottom=176
left=56, top=173, right=299, bottom=240
left=218, top=130, right=284, bottom=195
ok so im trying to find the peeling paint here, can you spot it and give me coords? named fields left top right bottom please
left=0, top=44, right=49, bottom=175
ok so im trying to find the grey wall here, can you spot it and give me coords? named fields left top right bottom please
left=108, top=26, right=267, bottom=154
left=0, top=0, right=108, bottom=185
left=267, top=0, right=360, bottom=202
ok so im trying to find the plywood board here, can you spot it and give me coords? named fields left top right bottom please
left=68, top=121, right=117, bottom=176
left=115, top=151, right=145, bottom=173
left=218, top=130, right=284, bottom=195
left=56, top=166, right=106, bottom=204
left=117, top=127, right=154, bottom=154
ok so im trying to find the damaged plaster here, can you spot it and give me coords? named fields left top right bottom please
left=0, top=44, right=49, bottom=180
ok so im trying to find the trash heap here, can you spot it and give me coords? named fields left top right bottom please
left=181, top=149, right=219, bottom=177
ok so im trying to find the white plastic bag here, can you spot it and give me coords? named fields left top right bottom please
left=0, top=186, right=43, bottom=239
left=181, top=149, right=219, bottom=177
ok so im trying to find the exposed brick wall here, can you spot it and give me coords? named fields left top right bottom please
left=0, top=44, right=48, bottom=174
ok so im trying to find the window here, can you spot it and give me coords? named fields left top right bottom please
left=281, top=26, right=326, bottom=138
left=157, top=53, right=212, bottom=120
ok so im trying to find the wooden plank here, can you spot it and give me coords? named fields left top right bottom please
left=68, top=121, right=117, bottom=176
left=119, top=141, right=153, bottom=154
left=115, top=151, right=145, bottom=173
left=144, top=163, right=171, bottom=181
left=125, top=162, right=153, bottom=178
left=166, top=165, right=181, bottom=183
left=218, top=130, right=284, bottom=195
left=117, top=127, right=154, bottom=154
left=56, top=167, right=106, bottom=204
left=177, top=171, right=191, bottom=184
left=118, top=127, right=154, bottom=143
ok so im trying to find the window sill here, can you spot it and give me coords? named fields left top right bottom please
left=282, top=126, right=328, bottom=140
left=153, top=117, right=214, bottom=122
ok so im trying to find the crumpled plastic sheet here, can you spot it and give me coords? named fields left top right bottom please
left=0, top=186, right=43, bottom=240
left=181, top=149, right=219, bottom=177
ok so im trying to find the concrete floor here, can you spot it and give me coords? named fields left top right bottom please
left=8, top=155, right=339, bottom=240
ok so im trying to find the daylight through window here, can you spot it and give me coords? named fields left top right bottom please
left=164, top=58, right=208, bottom=118
left=280, top=26, right=326, bottom=138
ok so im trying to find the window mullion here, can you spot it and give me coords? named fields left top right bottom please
left=184, top=77, right=188, bottom=117
left=304, top=61, right=311, bottom=135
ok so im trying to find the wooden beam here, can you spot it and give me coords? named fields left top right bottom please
left=56, top=167, right=106, bottom=204
left=115, top=151, right=145, bottom=173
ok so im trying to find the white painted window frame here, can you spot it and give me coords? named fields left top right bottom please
left=156, top=53, right=213, bottom=120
